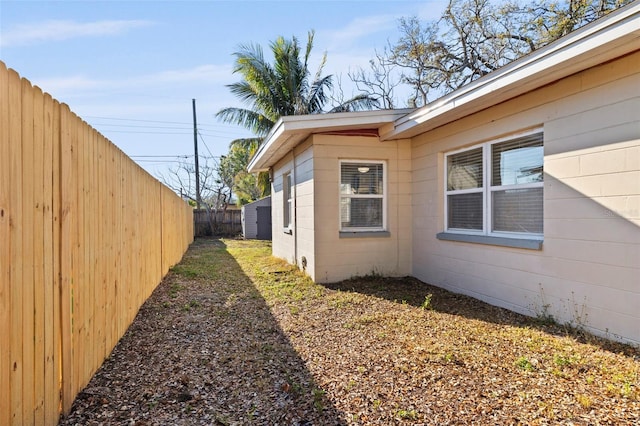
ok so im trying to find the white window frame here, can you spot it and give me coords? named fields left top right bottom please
left=444, top=129, right=543, bottom=240
left=339, top=159, right=387, bottom=232
left=282, top=171, right=293, bottom=232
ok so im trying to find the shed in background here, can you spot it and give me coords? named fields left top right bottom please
left=242, top=196, right=272, bottom=239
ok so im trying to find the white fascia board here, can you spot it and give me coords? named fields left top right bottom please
left=382, top=2, right=640, bottom=140
left=247, top=118, right=286, bottom=173
left=247, top=109, right=412, bottom=172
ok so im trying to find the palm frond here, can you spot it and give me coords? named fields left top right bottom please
left=215, top=107, right=274, bottom=136
left=307, top=74, right=333, bottom=114
left=329, top=94, right=380, bottom=113
left=228, top=137, right=263, bottom=153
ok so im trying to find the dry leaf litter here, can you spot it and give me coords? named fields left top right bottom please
left=58, top=238, right=639, bottom=425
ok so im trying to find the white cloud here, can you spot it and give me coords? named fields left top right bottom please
left=310, top=13, right=401, bottom=90
left=150, top=65, right=234, bottom=85
left=0, top=19, right=154, bottom=47
left=32, top=63, right=233, bottom=98
left=317, top=0, right=448, bottom=53
left=34, top=75, right=105, bottom=93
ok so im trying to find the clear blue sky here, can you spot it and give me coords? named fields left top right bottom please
left=0, top=0, right=446, bottom=178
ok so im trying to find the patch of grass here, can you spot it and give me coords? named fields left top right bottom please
left=396, top=409, right=418, bottom=420
left=576, top=394, right=592, bottom=409
left=181, top=299, right=201, bottom=312
left=226, top=240, right=323, bottom=305
left=312, top=387, right=326, bottom=411
left=170, top=265, right=198, bottom=279
left=329, top=291, right=363, bottom=309
left=554, top=354, right=573, bottom=368
left=282, top=375, right=302, bottom=396
left=169, top=283, right=183, bottom=298
left=421, top=294, right=433, bottom=310
left=515, top=356, right=535, bottom=371
left=620, top=382, right=635, bottom=399
left=354, top=314, right=380, bottom=325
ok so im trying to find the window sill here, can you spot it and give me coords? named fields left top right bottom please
left=436, top=232, right=543, bottom=250
left=339, top=231, right=390, bottom=239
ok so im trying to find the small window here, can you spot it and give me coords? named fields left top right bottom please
left=340, top=161, right=386, bottom=231
left=445, top=131, right=543, bottom=238
left=283, top=172, right=292, bottom=230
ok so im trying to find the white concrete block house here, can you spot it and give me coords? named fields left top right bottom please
left=248, top=4, right=640, bottom=344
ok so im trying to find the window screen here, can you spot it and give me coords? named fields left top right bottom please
left=340, top=162, right=385, bottom=231
left=445, top=131, right=543, bottom=238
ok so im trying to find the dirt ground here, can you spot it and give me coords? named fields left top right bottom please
left=58, top=238, right=639, bottom=425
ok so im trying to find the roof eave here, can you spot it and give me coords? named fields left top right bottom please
left=247, top=109, right=413, bottom=172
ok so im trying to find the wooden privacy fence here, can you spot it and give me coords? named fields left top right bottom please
left=0, top=62, right=194, bottom=425
left=193, top=208, right=242, bottom=237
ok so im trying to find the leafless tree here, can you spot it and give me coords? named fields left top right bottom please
left=159, top=157, right=231, bottom=235
left=348, top=50, right=403, bottom=109
left=350, top=0, right=632, bottom=108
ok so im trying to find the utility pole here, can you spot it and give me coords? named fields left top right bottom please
left=192, top=98, right=201, bottom=208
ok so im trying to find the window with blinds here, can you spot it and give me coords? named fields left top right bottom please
left=340, top=161, right=385, bottom=231
left=445, top=131, right=543, bottom=237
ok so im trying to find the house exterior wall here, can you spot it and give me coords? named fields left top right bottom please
left=270, top=134, right=413, bottom=283
left=271, top=140, right=315, bottom=270
left=411, top=50, right=640, bottom=344
left=312, top=134, right=413, bottom=283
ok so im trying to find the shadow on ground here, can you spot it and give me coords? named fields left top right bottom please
left=59, top=238, right=346, bottom=426
left=324, top=275, right=639, bottom=358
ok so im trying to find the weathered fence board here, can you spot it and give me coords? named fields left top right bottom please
left=0, top=61, right=194, bottom=424
left=0, top=52, right=11, bottom=426
left=9, top=69, right=24, bottom=426
left=193, top=208, right=242, bottom=237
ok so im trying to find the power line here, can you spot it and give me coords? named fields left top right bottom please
left=197, top=130, right=216, bottom=160
left=92, top=123, right=193, bottom=130
left=130, top=155, right=192, bottom=158
left=85, top=115, right=196, bottom=126
left=98, top=128, right=243, bottom=138
left=100, top=130, right=193, bottom=135
left=85, top=115, right=249, bottom=133
left=134, top=159, right=187, bottom=164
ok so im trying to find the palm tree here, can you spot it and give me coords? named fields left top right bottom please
left=217, top=30, right=378, bottom=141
left=216, top=31, right=378, bottom=198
